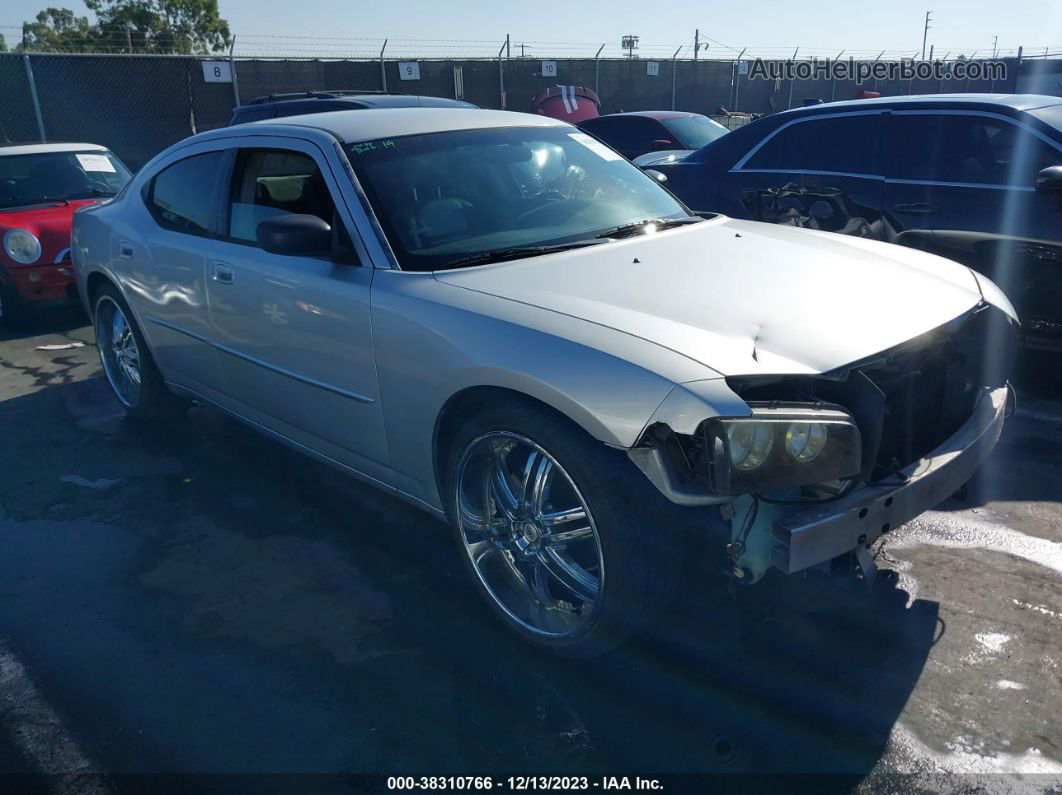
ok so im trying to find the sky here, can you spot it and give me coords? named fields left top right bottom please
left=3, top=0, right=1061, bottom=58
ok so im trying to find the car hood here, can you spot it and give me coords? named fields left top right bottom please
left=0, top=200, right=96, bottom=265
left=434, top=216, right=985, bottom=377
left=632, top=150, right=694, bottom=168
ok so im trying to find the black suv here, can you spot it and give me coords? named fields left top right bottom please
left=648, top=94, right=1062, bottom=352
left=228, top=91, right=477, bottom=126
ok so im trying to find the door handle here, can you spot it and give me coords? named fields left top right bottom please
left=213, top=261, right=235, bottom=285
left=893, top=202, right=941, bottom=216
left=119, top=241, right=134, bottom=258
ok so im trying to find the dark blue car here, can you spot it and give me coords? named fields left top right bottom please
left=648, top=94, right=1062, bottom=352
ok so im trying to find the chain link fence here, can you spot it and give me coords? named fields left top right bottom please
left=2, top=51, right=1054, bottom=172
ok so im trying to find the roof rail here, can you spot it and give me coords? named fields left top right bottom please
left=246, top=90, right=388, bottom=105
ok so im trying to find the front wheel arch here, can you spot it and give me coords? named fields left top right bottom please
left=433, top=387, right=583, bottom=510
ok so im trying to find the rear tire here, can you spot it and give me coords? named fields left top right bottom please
left=93, top=283, right=185, bottom=420
left=444, top=398, right=684, bottom=658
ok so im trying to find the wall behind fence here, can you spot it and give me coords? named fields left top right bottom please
left=1, top=52, right=1051, bottom=171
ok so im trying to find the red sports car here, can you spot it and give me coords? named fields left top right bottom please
left=1, top=143, right=132, bottom=326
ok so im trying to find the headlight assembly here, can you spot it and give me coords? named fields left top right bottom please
left=704, top=403, right=861, bottom=495
left=3, top=229, right=42, bottom=265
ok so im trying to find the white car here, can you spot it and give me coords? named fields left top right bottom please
left=73, top=108, right=1017, bottom=656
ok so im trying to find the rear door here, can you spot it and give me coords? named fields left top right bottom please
left=719, top=111, right=887, bottom=238
left=202, top=138, right=390, bottom=479
left=883, top=110, right=1062, bottom=339
left=132, top=146, right=228, bottom=394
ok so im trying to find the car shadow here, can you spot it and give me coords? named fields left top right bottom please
left=0, top=306, right=89, bottom=342
left=0, top=375, right=938, bottom=790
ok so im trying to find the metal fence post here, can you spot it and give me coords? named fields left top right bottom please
left=497, top=37, right=507, bottom=109
left=23, top=54, right=47, bottom=142
left=787, top=47, right=798, bottom=109
left=594, top=43, right=605, bottom=97
left=229, top=36, right=241, bottom=106
left=671, top=46, right=681, bottom=110
left=380, top=39, right=388, bottom=92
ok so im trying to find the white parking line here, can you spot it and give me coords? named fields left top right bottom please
left=0, top=638, right=111, bottom=793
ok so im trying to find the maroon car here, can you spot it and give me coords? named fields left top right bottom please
left=578, top=111, right=729, bottom=160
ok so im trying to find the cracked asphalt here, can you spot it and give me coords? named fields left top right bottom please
left=0, top=308, right=1059, bottom=793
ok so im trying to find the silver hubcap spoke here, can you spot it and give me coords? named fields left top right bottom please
left=455, top=431, right=603, bottom=639
left=96, top=297, right=143, bottom=408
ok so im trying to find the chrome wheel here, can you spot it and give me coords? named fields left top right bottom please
left=95, top=296, right=142, bottom=408
left=455, top=432, right=604, bottom=638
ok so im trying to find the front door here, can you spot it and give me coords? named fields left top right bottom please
left=719, top=111, right=887, bottom=239
left=203, top=141, right=389, bottom=479
left=883, top=110, right=1062, bottom=345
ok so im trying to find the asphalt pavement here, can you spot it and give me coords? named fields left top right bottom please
left=0, top=307, right=1059, bottom=794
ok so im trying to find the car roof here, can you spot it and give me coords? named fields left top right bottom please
left=591, top=111, right=700, bottom=120
left=790, top=93, right=1062, bottom=115
left=245, top=107, right=569, bottom=143
left=0, top=142, right=109, bottom=156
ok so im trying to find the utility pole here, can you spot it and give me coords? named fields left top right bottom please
left=921, top=11, right=932, bottom=59
left=125, top=23, right=133, bottom=53
left=992, top=35, right=998, bottom=58
left=694, top=29, right=699, bottom=60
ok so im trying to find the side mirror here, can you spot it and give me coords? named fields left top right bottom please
left=643, top=169, right=668, bottom=184
left=650, top=139, right=673, bottom=151
left=256, top=214, right=332, bottom=256
left=1036, top=165, right=1062, bottom=195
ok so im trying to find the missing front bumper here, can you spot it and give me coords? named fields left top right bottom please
left=771, top=385, right=1009, bottom=575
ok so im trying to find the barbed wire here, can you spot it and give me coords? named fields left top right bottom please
left=1, top=25, right=1060, bottom=60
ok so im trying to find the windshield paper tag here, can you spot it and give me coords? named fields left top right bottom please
left=568, top=132, right=623, bottom=161
left=76, top=154, right=116, bottom=173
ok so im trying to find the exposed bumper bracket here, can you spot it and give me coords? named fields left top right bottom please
left=771, top=385, right=1009, bottom=574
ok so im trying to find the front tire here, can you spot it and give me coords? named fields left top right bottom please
left=444, top=399, right=684, bottom=657
left=93, top=284, right=184, bottom=420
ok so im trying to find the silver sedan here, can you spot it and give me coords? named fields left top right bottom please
left=73, top=108, right=1017, bottom=656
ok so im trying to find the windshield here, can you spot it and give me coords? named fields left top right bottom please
left=0, top=150, right=132, bottom=210
left=1028, top=104, right=1062, bottom=143
left=346, top=126, right=691, bottom=271
left=662, top=115, right=729, bottom=150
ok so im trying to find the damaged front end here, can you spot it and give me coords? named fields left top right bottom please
left=629, top=304, right=1017, bottom=584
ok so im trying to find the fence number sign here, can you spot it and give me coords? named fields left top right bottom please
left=399, top=62, right=421, bottom=80
left=541, top=60, right=557, bottom=78
left=201, top=61, right=233, bottom=83
left=646, top=61, right=660, bottom=76
left=738, top=61, right=749, bottom=75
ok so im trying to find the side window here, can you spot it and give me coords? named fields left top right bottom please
left=893, top=113, right=1062, bottom=186
left=743, top=115, right=880, bottom=174
left=227, top=148, right=336, bottom=242
left=743, top=127, right=786, bottom=169
left=146, top=151, right=224, bottom=235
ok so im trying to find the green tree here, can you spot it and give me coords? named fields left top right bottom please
left=20, top=7, right=99, bottom=52
left=86, top=0, right=231, bottom=54
left=0, top=33, right=7, bottom=52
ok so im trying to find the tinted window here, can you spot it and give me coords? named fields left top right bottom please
left=147, top=152, right=223, bottom=234
left=584, top=117, right=663, bottom=151
left=745, top=114, right=880, bottom=174
left=893, top=113, right=1062, bottom=185
left=227, top=148, right=351, bottom=255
